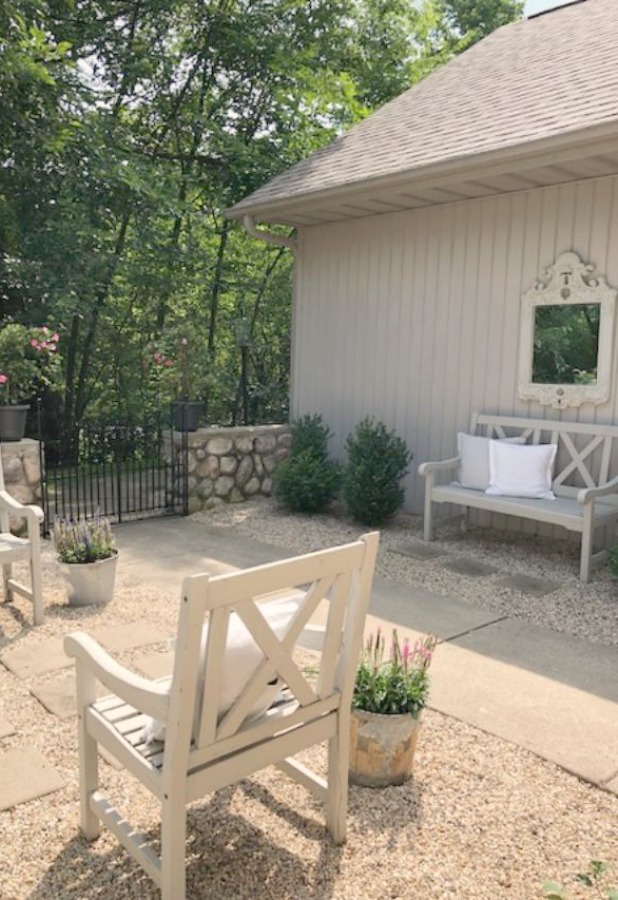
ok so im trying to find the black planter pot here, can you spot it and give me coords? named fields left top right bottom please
left=0, top=405, right=30, bottom=441
left=172, top=401, right=203, bottom=432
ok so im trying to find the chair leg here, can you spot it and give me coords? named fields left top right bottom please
left=2, top=563, right=13, bottom=602
left=76, top=667, right=100, bottom=840
left=160, top=795, right=187, bottom=900
left=28, top=520, right=44, bottom=624
left=325, top=722, right=349, bottom=845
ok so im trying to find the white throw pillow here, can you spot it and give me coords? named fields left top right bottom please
left=140, top=594, right=303, bottom=744
left=457, top=432, right=526, bottom=491
left=486, top=442, right=557, bottom=500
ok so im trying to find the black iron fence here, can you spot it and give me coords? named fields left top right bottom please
left=38, top=408, right=188, bottom=533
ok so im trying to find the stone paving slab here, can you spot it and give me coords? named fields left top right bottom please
left=442, top=557, right=499, bottom=577
left=496, top=573, right=560, bottom=596
left=0, top=638, right=73, bottom=680
left=0, top=747, right=65, bottom=811
left=0, top=623, right=168, bottom=681
left=134, top=650, right=174, bottom=681
left=390, top=540, right=447, bottom=560
left=92, top=622, right=168, bottom=654
left=29, top=673, right=109, bottom=720
left=0, top=716, right=15, bottom=739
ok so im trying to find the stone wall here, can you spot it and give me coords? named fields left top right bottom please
left=0, top=439, right=43, bottom=529
left=165, top=425, right=291, bottom=514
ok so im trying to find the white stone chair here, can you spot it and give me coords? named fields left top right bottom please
left=64, top=531, right=379, bottom=900
left=0, top=453, right=44, bottom=625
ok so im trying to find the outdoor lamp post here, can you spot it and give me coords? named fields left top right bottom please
left=234, top=316, right=252, bottom=425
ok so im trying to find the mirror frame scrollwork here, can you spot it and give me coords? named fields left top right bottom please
left=517, top=251, right=617, bottom=409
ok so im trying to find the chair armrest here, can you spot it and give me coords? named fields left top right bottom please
left=418, top=457, right=460, bottom=478
left=0, top=490, right=44, bottom=522
left=64, top=632, right=171, bottom=722
left=577, top=477, right=618, bottom=505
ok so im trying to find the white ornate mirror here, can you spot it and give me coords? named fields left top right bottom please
left=517, top=251, right=617, bottom=409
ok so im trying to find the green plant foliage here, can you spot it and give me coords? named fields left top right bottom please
left=353, top=629, right=436, bottom=716
left=273, top=448, right=341, bottom=513
left=343, top=417, right=412, bottom=526
left=289, top=414, right=333, bottom=458
left=542, top=860, right=618, bottom=900
left=53, top=515, right=116, bottom=564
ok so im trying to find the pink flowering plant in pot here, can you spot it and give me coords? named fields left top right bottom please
left=353, top=628, right=437, bottom=717
left=349, top=628, right=437, bottom=787
left=0, top=323, right=61, bottom=404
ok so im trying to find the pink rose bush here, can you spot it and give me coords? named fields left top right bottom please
left=0, top=323, right=62, bottom=404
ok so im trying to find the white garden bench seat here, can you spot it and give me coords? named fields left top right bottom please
left=419, top=413, right=618, bottom=582
left=64, top=532, right=379, bottom=900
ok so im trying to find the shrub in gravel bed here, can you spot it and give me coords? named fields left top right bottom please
left=273, top=414, right=341, bottom=513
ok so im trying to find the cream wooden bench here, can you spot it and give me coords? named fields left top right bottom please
left=64, top=532, right=379, bottom=900
left=418, top=413, right=618, bottom=582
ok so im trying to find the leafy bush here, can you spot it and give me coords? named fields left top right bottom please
left=288, top=414, right=332, bottom=458
left=273, top=414, right=341, bottom=513
left=343, top=417, right=412, bottom=525
left=273, top=449, right=340, bottom=513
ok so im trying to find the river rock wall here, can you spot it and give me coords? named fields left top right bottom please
left=165, top=425, right=291, bottom=514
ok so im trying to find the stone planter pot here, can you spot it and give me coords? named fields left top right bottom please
left=60, top=553, right=119, bottom=606
left=172, top=401, right=203, bottom=432
left=0, top=405, right=29, bottom=442
left=349, top=708, right=422, bottom=787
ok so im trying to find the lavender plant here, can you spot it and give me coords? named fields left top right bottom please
left=353, top=628, right=437, bottom=717
left=53, top=516, right=116, bottom=564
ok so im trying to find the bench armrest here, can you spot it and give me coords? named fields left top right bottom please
left=577, top=476, right=618, bottom=505
left=64, top=632, right=170, bottom=722
left=418, top=457, right=460, bottom=478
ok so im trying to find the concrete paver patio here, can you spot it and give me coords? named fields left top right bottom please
left=1, top=514, right=617, bottom=814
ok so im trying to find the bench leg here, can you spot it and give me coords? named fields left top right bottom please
left=580, top=506, right=595, bottom=583
left=423, top=479, right=434, bottom=541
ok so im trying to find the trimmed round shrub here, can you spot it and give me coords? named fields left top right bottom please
left=343, top=417, right=413, bottom=526
left=273, top=449, right=340, bottom=513
left=288, top=413, right=333, bottom=458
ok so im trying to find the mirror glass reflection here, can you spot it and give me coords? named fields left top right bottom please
left=532, top=303, right=600, bottom=385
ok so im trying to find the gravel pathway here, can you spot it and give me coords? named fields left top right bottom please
left=0, top=507, right=616, bottom=899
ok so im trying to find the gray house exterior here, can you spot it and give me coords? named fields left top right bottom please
left=229, top=0, right=618, bottom=514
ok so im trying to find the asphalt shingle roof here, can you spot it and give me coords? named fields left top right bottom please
left=229, top=0, right=618, bottom=216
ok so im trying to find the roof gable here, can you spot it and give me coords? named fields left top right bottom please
left=229, top=0, right=618, bottom=223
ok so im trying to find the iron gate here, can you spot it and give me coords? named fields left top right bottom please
left=39, top=412, right=188, bottom=533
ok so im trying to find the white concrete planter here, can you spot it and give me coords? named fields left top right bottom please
left=349, top=708, right=423, bottom=787
left=60, top=553, right=118, bottom=607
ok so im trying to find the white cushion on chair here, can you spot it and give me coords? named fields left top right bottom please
left=141, top=594, right=303, bottom=743
left=486, top=442, right=557, bottom=500
left=457, top=433, right=526, bottom=491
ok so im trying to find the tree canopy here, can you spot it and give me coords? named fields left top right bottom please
left=0, top=0, right=523, bottom=437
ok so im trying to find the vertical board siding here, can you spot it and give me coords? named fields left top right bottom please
left=292, top=175, right=618, bottom=513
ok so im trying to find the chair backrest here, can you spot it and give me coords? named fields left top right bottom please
left=160, top=532, right=379, bottom=774
left=472, top=413, right=618, bottom=499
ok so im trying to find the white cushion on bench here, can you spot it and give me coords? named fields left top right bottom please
left=486, top=442, right=557, bottom=500
left=457, top=432, right=525, bottom=490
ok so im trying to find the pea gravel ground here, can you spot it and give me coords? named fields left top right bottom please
left=0, top=501, right=616, bottom=899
